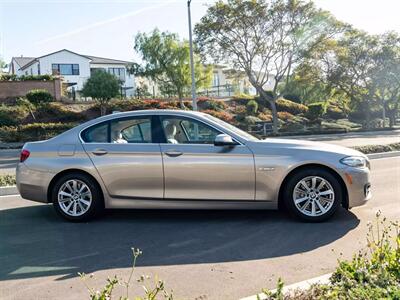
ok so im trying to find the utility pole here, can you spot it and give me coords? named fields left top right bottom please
left=187, top=0, right=197, bottom=111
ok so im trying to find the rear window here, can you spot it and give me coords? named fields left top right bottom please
left=81, top=122, right=108, bottom=143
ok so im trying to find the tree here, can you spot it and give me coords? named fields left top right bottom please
left=370, top=32, right=400, bottom=127
left=0, top=57, right=7, bottom=72
left=81, top=70, right=120, bottom=115
left=131, top=29, right=212, bottom=107
left=195, top=0, right=340, bottom=133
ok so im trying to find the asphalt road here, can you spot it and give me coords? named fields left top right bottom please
left=0, top=157, right=399, bottom=300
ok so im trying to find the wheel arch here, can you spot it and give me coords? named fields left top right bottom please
left=47, top=169, right=104, bottom=203
left=278, top=163, right=349, bottom=210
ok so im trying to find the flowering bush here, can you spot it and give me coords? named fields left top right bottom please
left=277, top=111, right=294, bottom=121
left=201, top=109, right=234, bottom=123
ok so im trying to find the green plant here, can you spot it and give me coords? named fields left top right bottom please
left=0, top=104, right=29, bottom=126
left=326, top=105, right=345, bottom=120
left=0, top=123, right=75, bottom=142
left=259, top=213, right=400, bottom=299
left=36, top=102, right=86, bottom=123
left=306, top=102, right=326, bottom=121
left=353, top=142, right=400, bottom=154
left=275, top=99, right=308, bottom=115
left=277, top=111, right=294, bottom=121
left=81, top=70, right=121, bottom=115
left=246, top=100, right=259, bottom=115
left=0, top=174, right=16, bottom=187
left=80, top=248, right=173, bottom=300
left=202, top=109, right=234, bottom=123
left=0, top=74, right=54, bottom=81
left=26, top=89, right=53, bottom=105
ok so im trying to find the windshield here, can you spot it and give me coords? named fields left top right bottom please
left=203, top=114, right=259, bottom=142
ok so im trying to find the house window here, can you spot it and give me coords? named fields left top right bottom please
left=90, top=68, right=106, bottom=75
left=38, top=64, right=41, bottom=75
left=108, top=68, right=125, bottom=81
left=213, top=73, right=220, bottom=87
left=52, top=64, right=79, bottom=75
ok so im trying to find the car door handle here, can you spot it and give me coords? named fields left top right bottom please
left=164, top=150, right=183, bottom=157
left=92, top=149, right=108, bottom=156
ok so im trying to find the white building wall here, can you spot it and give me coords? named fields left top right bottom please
left=37, top=50, right=91, bottom=90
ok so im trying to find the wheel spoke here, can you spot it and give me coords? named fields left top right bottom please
left=319, top=190, right=334, bottom=196
left=295, top=196, right=309, bottom=205
left=316, top=180, right=325, bottom=191
left=59, top=191, right=72, bottom=198
left=311, top=200, right=316, bottom=215
left=300, top=180, right=310, bottom=191
left=311, top=177, right=317, bottom=189
left=315, top=200, right=326, bottom=213
left=79, top=198, right=90, bottom=206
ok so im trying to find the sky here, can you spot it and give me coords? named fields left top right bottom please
left=1, top=0, right=400, bottom=64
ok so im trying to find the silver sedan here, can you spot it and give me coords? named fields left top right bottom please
left=16, top=110, right=371, bottom=222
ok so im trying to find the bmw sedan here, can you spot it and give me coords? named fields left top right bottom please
left=16, top=110, right=371, bottom=222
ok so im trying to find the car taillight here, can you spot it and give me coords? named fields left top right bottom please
left=20, top=149, right=30, bottom=162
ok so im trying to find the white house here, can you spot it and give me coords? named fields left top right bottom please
left=9, top=49, right=135, bottom=97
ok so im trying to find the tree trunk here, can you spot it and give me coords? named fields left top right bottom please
left=100, top=104, right=107, bottom=116
left=178, top=92, right=185, bottom=109
left=381, top=99, right=386, bottom=128
left=269, top=99, right=279, bottom=135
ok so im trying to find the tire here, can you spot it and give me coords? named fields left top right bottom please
left=282, top=167, right=342, bottom=222
left=52, top=172, right=104, bottom=221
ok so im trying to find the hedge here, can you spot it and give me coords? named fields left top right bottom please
left=26, top=89, right=53, bottom=105
left=307, top=102, right=326, bottom=121
left=276, top=99, right=308, bottom=115
left=0, top=123, right=75, bottom=142
left=0, top=105, right=30, bottom=126
left=0, top=74, right=54, bottom=81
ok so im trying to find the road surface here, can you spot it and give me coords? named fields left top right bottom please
left=0, top=157, right=399, bottom=299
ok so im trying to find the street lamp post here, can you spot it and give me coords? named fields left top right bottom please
left=187, top=0, right=197, bottom=111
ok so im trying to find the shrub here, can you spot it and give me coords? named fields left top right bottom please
left=0, top=174, right=16, bottom=187
left=26, top=89, right=53, bottom=105
left=0, top=123, right=75, bottom=142
left=197, top=99, right=227, bottom=111
left=35, top=102, right=86, bottom=123
left=202, top=109, right=234, bottom=123
left=277, top=111, right=294, bottom=121
left=244, top=115, right=262, bottom=125
left=306, top=102, right=326, bottom=121
left=230, top=94, right=256, bottom=106
left=0, top=105, right=29, bottom=126
left=261, top=213, right=400, bottom=299
left=353, top=142, right=400, bottom=154
left=0, top=74, right=54, bottom=81
left=258, top=112, right=272, bottom=122
left=326, top=105, right=345, bottom=120
left=246, top=100, right=258, bottom=115
left=268, top=98, right=308, bottom=115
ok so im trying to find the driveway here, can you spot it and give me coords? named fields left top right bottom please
left=0, top=157, right=399, bottom=299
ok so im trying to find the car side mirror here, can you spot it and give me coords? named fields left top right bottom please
left=214, top=134, right=237, bottom=147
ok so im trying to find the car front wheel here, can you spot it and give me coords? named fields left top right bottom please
left=52, top=173, right=103, bottom=221
left=283, top=168, right=342, bottom=222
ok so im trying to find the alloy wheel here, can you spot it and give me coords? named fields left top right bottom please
left=58, top=179, right=92, bottom=217
left=292, top=176, right=335, bottom=217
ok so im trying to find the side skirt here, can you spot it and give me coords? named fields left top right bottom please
left=105, top=197, right=278, bottom=210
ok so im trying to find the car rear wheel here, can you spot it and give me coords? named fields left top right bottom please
left=52, top=173, right=103, bottom=221
left=283, top=168, right=342, bottom=222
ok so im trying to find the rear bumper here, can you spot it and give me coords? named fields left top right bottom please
left=342, top=167, right=371, bottom=208
left=16, top=163, right=54, bottom=203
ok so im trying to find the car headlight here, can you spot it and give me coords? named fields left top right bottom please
left=340, top=156, right=367, bottom=168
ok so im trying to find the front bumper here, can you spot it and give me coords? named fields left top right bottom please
left=341, top=166, right=371, bottom=208
left=16, top=163, right=54, bottom=203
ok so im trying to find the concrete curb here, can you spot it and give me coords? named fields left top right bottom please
left=240, top=273, right=332, bottom=300
left=0, top=186, right=18, bottom=196
left=367, top=151, right=400, bottom=160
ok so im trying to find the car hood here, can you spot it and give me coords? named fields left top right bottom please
left=255, top=138, right=366, bottom=158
